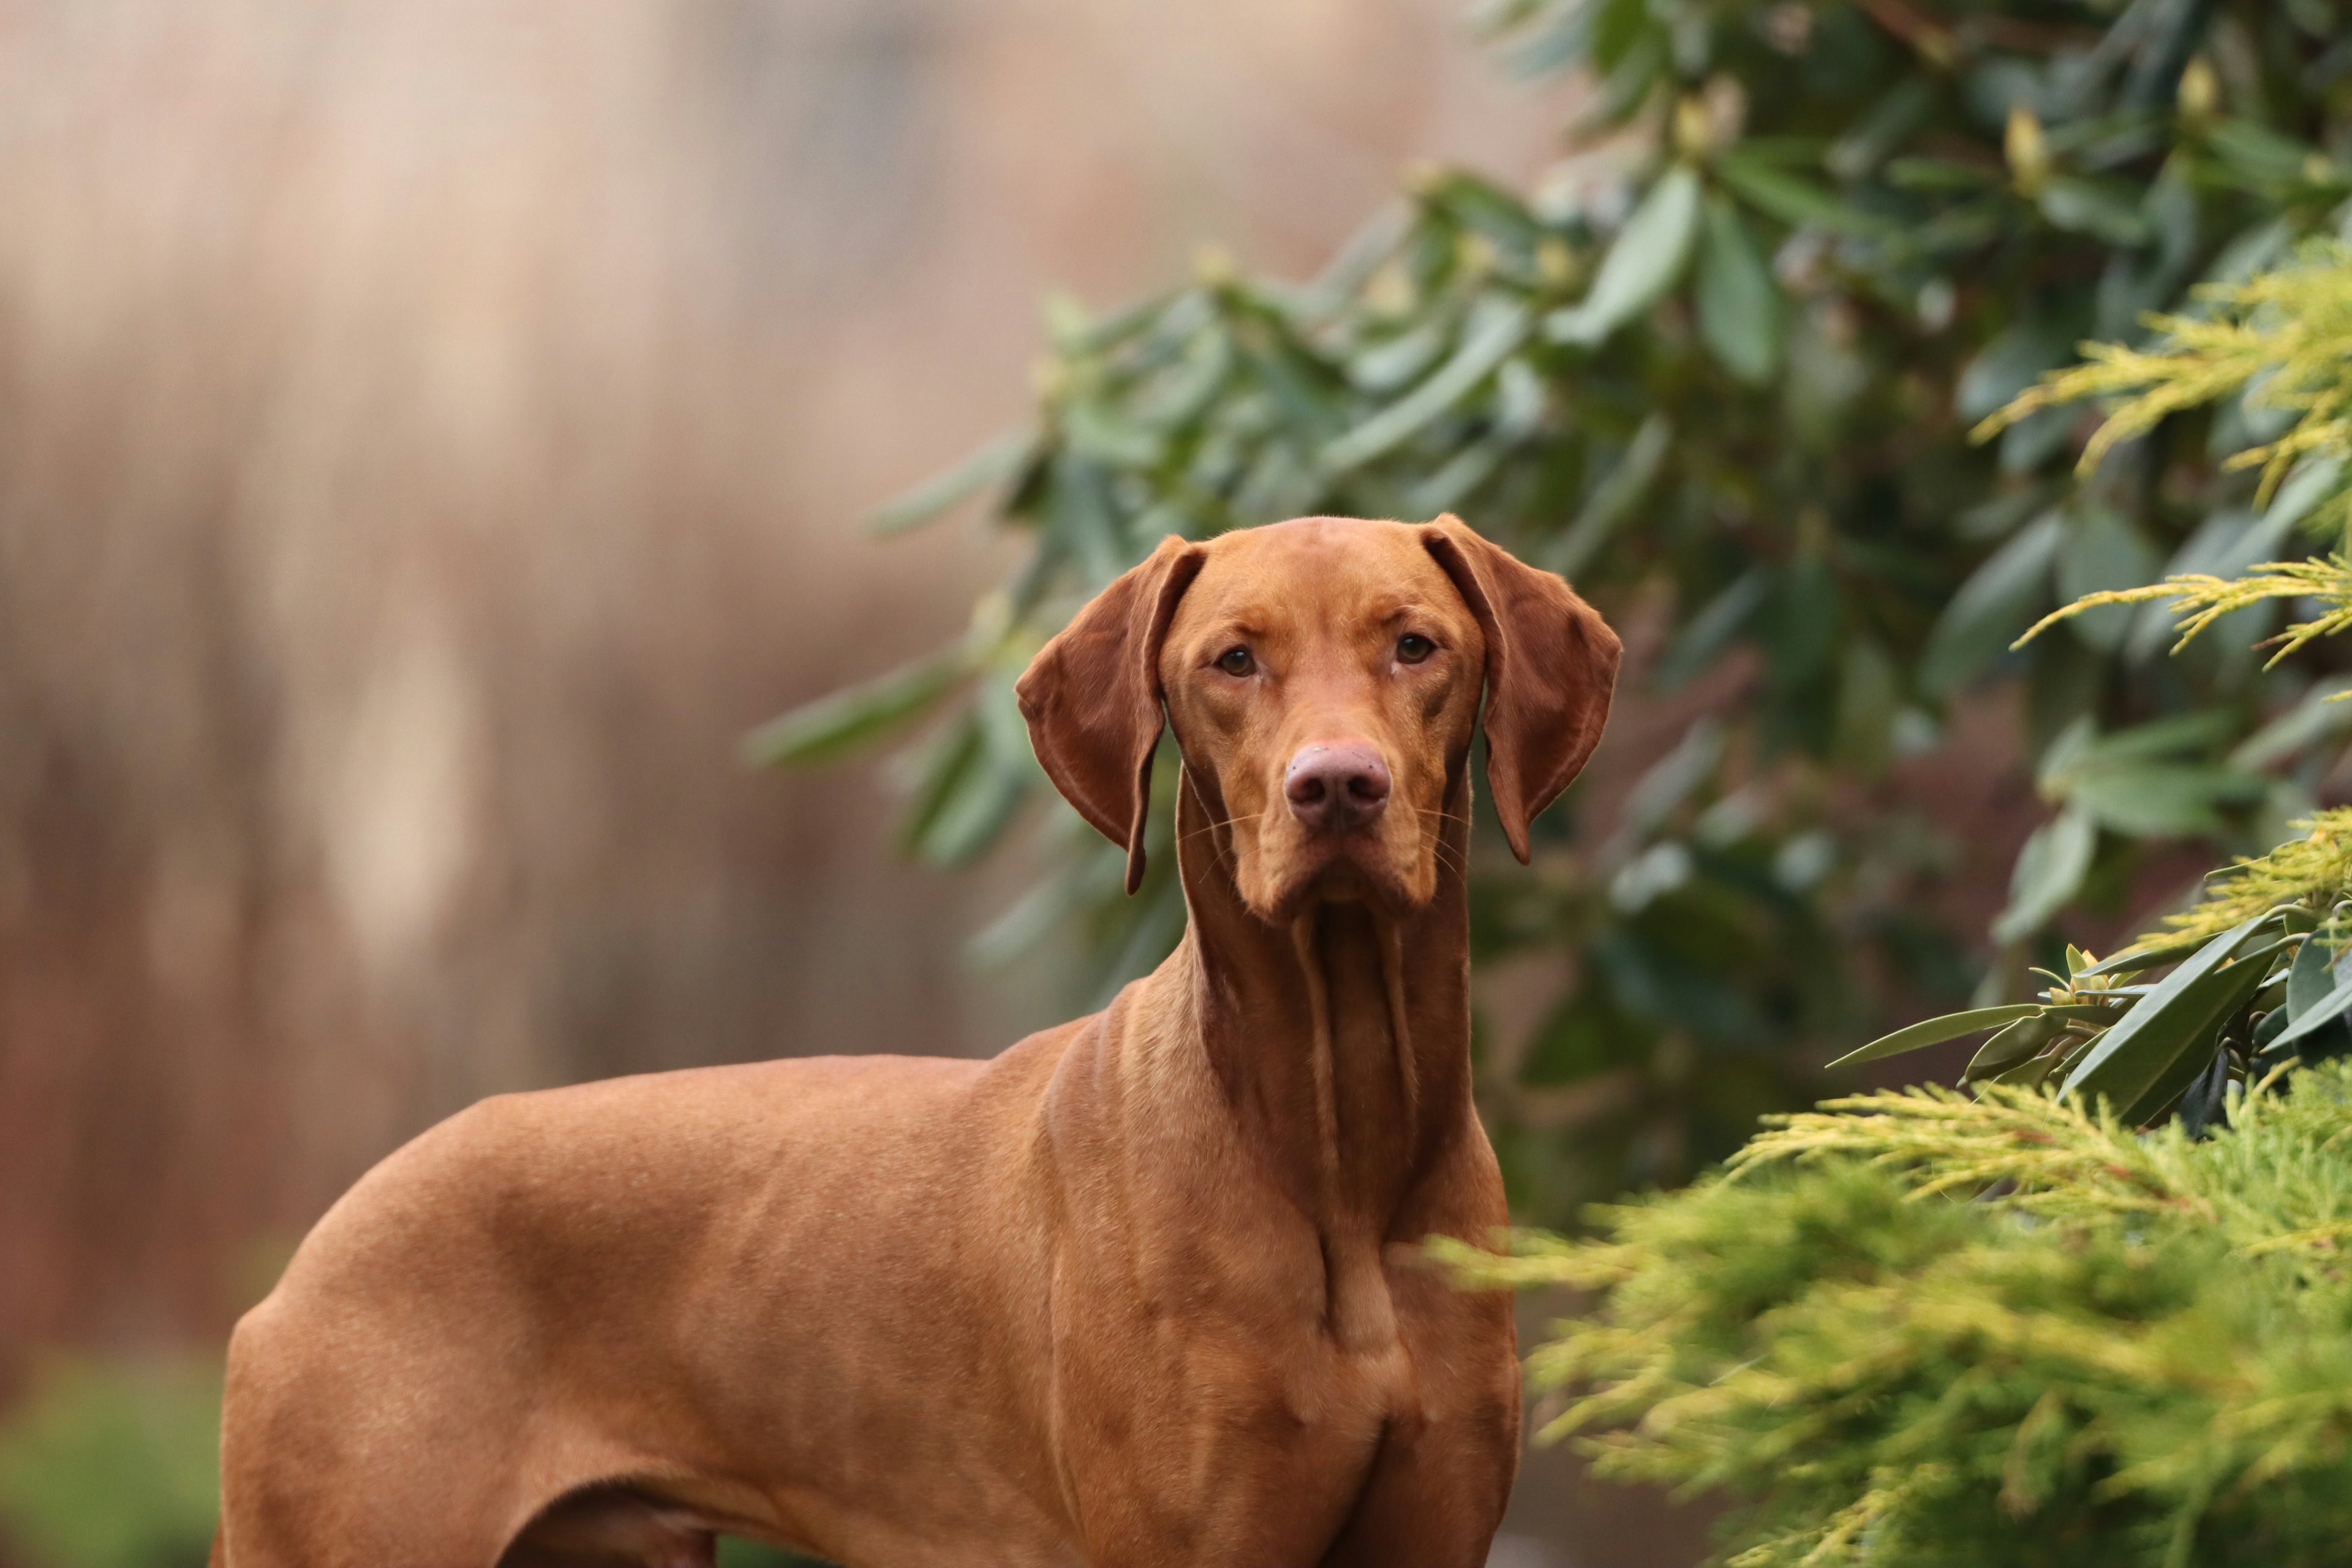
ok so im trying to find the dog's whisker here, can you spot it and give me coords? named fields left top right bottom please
left=1175, top=807, right=1272, bottom=848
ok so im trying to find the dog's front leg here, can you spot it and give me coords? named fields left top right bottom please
left=1313, top=1243, right=1521, bottom=1568
left=1312, top=1412, right=1517, bottom=1568
left=1050, top=1322, right=1391, bottom=1568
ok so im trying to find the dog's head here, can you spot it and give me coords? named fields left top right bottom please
left=1015, top=515, right=1619, bottom=921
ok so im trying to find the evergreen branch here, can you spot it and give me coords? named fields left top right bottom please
left=2011, top=557, right=2352, bottom=660
left=2150, top=808, right=2352, bottom=946
left=1730, top=1083, right=2214, bottom=1221
left=1453, top=1064, right=2352, bottom=1566
left=1975, top=243, right=2352, bottom=516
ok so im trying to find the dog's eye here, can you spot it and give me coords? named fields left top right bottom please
left=1396, top=633, right=1435, bottom=665
left=1216, top=646, right=1256, bottom=677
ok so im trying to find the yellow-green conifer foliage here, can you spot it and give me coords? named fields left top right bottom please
left=1443, top=1064, right=2352, bottom=1568
left=1994, top=243, right=2352, bottom=661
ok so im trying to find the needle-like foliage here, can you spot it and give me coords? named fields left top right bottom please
left=2154, top=807, right=2352, bottom=946
left=1981, top=241, right=2352, bottom=516
left=2000, top=247, right=2352, bottom=663
left=1441, top=1063, right=2352, bottom=1568
left=2014, top=555, right=2352, bottom=664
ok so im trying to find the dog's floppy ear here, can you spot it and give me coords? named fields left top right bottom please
left=1016, top=536, right=1207, bottom=894
left=1422, top=514, right=1621, bottom=863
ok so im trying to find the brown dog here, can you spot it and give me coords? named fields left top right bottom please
left=214, top=514, right=1619, bottom=1568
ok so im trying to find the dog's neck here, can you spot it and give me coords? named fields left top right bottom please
left=1166, top=764, right=1476, bottom=1348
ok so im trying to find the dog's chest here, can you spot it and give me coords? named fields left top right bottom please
left=1044, top=1251, right=1465, bottom=1567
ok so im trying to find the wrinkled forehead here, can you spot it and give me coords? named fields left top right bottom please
left=1167, top=518, right=1472, bottom=644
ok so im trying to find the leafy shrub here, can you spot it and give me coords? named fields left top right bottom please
left=1447, top=243, right=2352, bottom=1566
left=1834, top=240, right=2352, bottom=1125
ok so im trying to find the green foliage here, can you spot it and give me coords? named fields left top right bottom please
left=1451, top=234, right=2352, bottom=1563
left=1991, top=242, right=2352, bottom=669
left=0, top=1357, right=220, bottom=1568
left=1983, top=239, right=2352, bottom=521
left=1827, top=795, right=2352, bottom=1129
left=1440, top=1063, right=2352, bottom=1568
left=2172, top=806, right=2352, bottom=941
left=1835, top=234, right=2352, bottom=1127
left=2022, top=552, right=2352, bottom=668
left=1826, top=893, right=2343, bottom=1130
left=764, top=0, right=2352, bottom=1216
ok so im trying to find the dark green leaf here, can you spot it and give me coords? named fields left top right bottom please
left=2061, top=916, right=2270, bottom=1110
left=866, top=431, right=1038, bottom=536
left=1884, top=156, right=2000, bottom=192
left=2175, top=1047, right=2234, bottom=1137
left=2070, top=710, right=2238, bottom=766
left=1545, top=165, right=1702, bottom=347
left=1653, top=570, right=1768, bottom=688
left=1406, top=439, right=1509, bottom=517
left=2059, top=764, right=2264, bottom=839
left=2289, top=929, right=2339, bottom=1017
left=1583, top=28, right=1664, bottom=127
left=2054, top=507, right=2158, bottom=652
left=1308, top=201, right=1414, bottom=311
left=2119, top=1031, right=2234, bottom=1125
left=910, top=749, right=1026, bottom=868
left=1962, top=1014, right=2064, bottom=1082
left=1325, top=296, right=1532, bottom=470
left=2037, top=177, right=2152, bottom=246
left=1061, top=401, right=1164, bottom=469
left=2205, top=118, right=2321, bottom=185
left=1715, top=153, right=1896, bottom=237
left=1349, top=321, right=1449, bottom=393
left=1544, top=413, right=1672, bottom=578
left=1958, top=317, right=2082, bottom=424
left=1918, top=513, right=2062, bottom=696
left=2263, top=454, right=2345, bottom=540
left=1992, top=808, right=2097, bottom=944
left=742, top=651, right=971, bottom=768
left=1826, top=1005, right=2043, bottom=1069
left=1826, top=80, right=1933, bottom=182
left=1695, top=193, right=1782, bottom=385
left=2271, top=960, right=2352, bottom=1050
left=1990, top=1049, right=2067, bottom=1090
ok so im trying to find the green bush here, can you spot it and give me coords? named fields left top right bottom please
left=1443, top=1063, right=2352, bottom=1567
left=1439, top=242, right=2352, bottom=1565
left=1832, top=239, right=2352, bottom=1122
left=762, top=0, right=2352, bottom=1218
left=0, top=1357, right=220, bottom=1568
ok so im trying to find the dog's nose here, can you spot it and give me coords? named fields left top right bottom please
left=1284, top=744, right=1391, bottom=832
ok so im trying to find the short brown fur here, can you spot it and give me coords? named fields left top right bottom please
left=215, top=514, right=1620, bottom=1568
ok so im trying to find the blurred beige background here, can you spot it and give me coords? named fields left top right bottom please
left=0, top=4, right=1705, bottom=1563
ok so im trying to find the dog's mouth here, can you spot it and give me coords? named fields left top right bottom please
left=1245, top=822, right=1433, bottom=922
